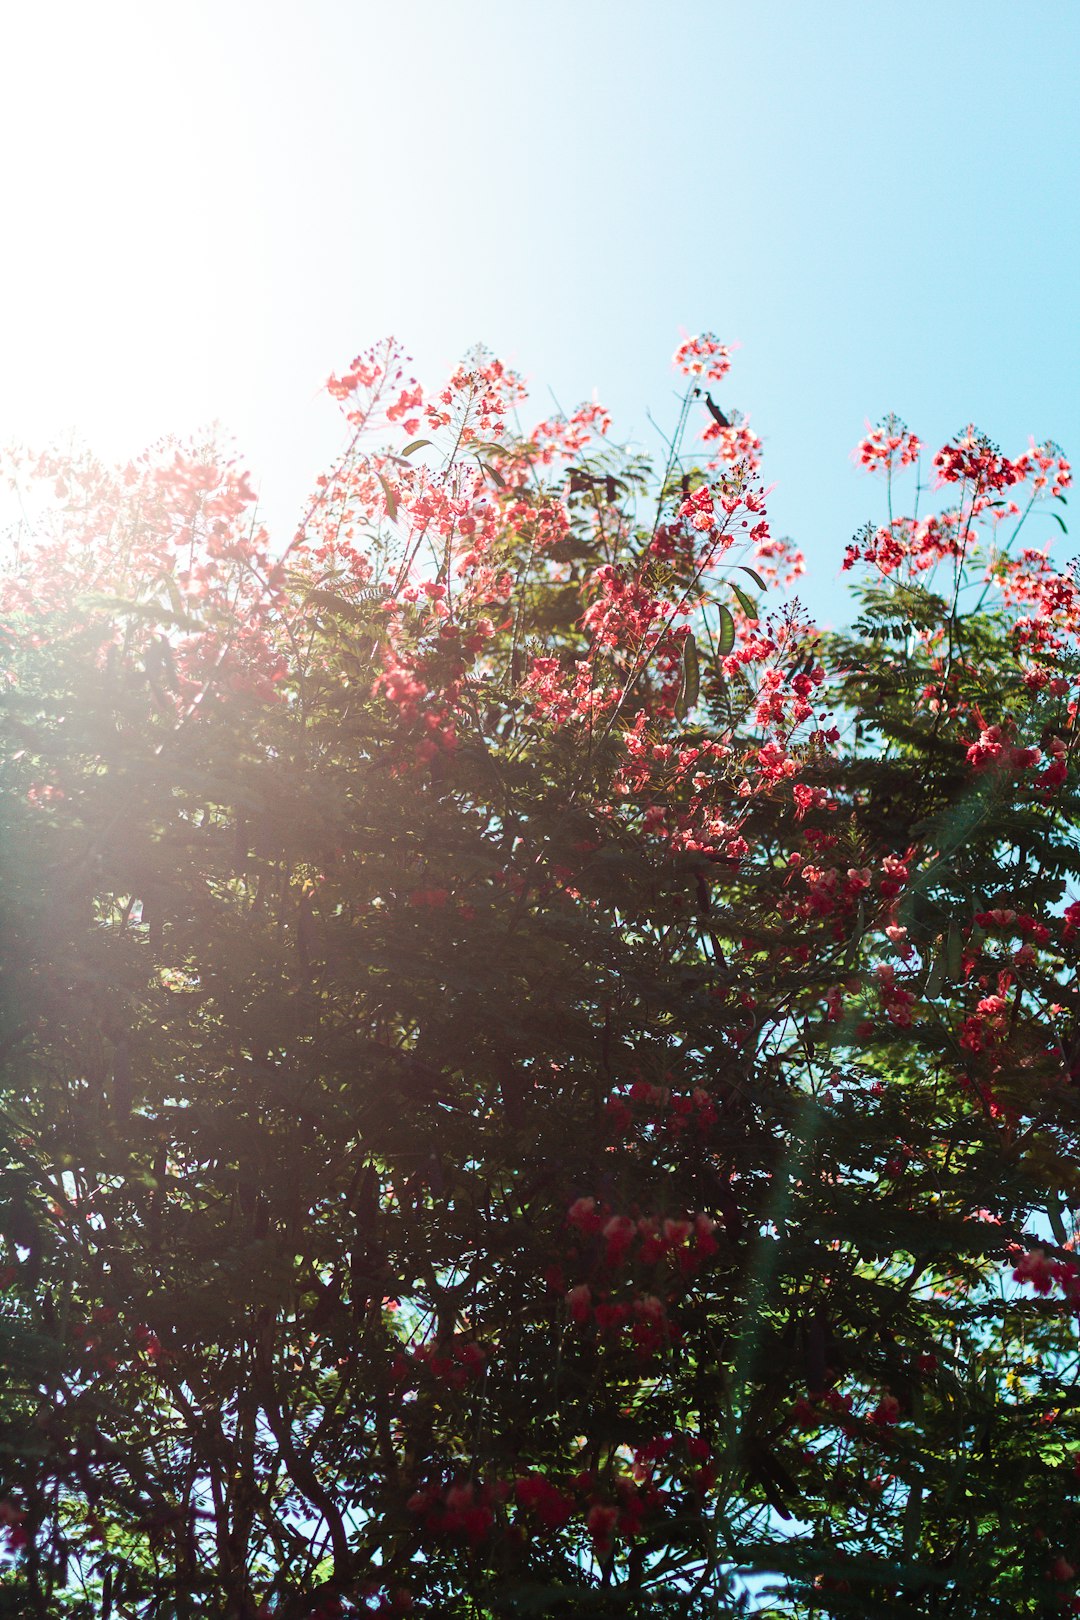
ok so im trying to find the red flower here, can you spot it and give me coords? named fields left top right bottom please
left=566, top=1284, right=592, bottom=1324
left=672, top=332, right=732, bottom=383
left=1013, top=1248, right=1057, bottom=1295
left=587, top=1501, right=619, bottom=1557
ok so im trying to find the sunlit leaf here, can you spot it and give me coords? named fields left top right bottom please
left=716, top=602, right=736, bottom=655
left=477, top=458, right=506, bottom=488
left=731, top=583, right=758, bottom=619
left=376, top=470, right=399, bottom=521
left=677, top=633, right=700, bottom=718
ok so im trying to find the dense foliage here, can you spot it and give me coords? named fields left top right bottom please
left=1, top=336, right=1079, bottom=1617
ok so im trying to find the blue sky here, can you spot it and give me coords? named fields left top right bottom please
left=3, top=0, right=1077, bottom=625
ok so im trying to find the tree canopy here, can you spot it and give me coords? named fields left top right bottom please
left=1, top=336, right=1079, bottom=1617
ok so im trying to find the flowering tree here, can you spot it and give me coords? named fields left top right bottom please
left=1, top=334, right=1079, bottom=1618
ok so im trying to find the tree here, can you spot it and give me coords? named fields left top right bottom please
left=0, top=336, right=1078, bottom=1617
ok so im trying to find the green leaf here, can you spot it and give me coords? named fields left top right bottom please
left=842, top=898, right=866, bottom=969
left=400, top=439, right=434, bottom=457
left=305, top=589, right=382, bottom=629
left=89, top=595, right=204, bottom=633
left=731, top=583, right=759, bottom=620
left=902, top=1483, right=922, bottom=1559
left=946, top=921, right=964, bottom=982
left=716, top=603, right=736, bottom=656
left=1046, top=511, right=1069, bottom=534
left=737, top=565, right=768, bottom=593
left=1049, top=1201, right=1069, bottom=1246
left=477, top=458, right=506, bottom=489
left=677, top=634, right=700, bottom=718
left=163, top=571, right=188, bottom=620
left=376, top=471, right=399, bottom=522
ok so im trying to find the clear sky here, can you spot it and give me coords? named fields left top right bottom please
left=2, top=0, right=1077, bottom=625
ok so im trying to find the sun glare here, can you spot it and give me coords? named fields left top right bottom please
left=0, top=6, right=260, bottom=462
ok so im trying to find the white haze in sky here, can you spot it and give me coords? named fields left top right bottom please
left=1, top=0, right=1077, bottom=624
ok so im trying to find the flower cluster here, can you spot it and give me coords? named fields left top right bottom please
left=1012, top=1247, right=1080, bottom=1304
left=854, top=415, right=922, bottom=475
left=672, top=331, right=733, bottom=382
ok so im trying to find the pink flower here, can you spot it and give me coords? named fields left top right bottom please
left=1013, top=1248, right=1057, bottom=1295
left=567, top=1196, right=602, bottom=1234
left=587, top=1501, right=619, bottom=1556
left=602, top=1215, right=637, bottom=1268
left=854, top=415, right=922, bottom=475
left=672, top=332, right=732, bottom=382
left=870, top=1394, right=901, bottom=1426
left=566, top=1284, right=592, bottom=1324
left=409, top=887, right=450, bottom=909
